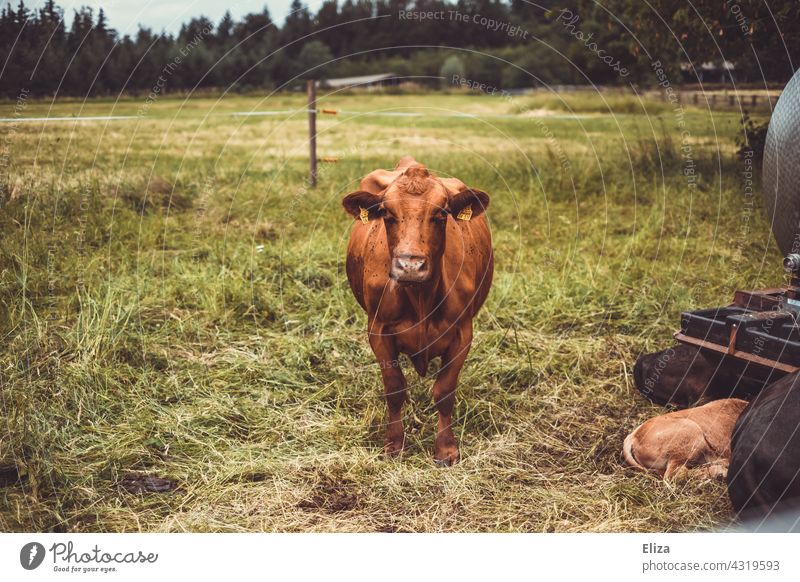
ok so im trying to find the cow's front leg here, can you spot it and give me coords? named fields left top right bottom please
left=368, top=327, right=407, bottom=456
left=432, top=322, right=473, bottom=466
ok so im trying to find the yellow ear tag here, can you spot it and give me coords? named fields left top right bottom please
left=456, top=205, right=473, bottom=221
left=359, top=207, right=370, bottom=224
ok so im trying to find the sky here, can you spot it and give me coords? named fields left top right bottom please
left=17, top=1, right=304, bottom=36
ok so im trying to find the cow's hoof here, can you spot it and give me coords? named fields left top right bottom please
left=434, top=445, right=459, bottom=467
left=703, top=462, right=729, bottom=481
left=384, top=439, right=405, bottom=458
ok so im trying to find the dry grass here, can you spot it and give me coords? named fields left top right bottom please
left=0, top=91, right=775, bottom=531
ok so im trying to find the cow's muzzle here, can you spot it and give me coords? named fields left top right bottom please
left=391, top=254, right=430, bottom=284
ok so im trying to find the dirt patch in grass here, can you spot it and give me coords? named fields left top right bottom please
left=119, top=475, right=179, bottom=495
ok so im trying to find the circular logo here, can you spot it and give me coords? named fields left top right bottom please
left=20, top=542, right=46, bottom=570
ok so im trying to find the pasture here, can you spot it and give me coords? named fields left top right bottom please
left=0, top=89, right=776, bottom=532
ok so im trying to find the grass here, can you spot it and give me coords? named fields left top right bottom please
left=0, top=90, right=777, bottom=532
left=510, top=90, right=679, bottom=115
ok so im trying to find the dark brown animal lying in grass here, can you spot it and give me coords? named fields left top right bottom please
left=623, top=398, right=748, bottom=479
left=728, top=371, right=800, bottom=521
left=342, top=156, right=493, bottom=465
left=633, top=343, right=767, bottom=408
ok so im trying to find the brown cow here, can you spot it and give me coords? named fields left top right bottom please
left=342, top=157, right=493, bottom=465
left=623, top=398, right=748, bottom=479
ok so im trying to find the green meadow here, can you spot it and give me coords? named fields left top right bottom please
left=0, top=90, right=777, bottom=531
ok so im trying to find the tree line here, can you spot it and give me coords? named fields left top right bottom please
left=1, top=0, right=798, bottom=98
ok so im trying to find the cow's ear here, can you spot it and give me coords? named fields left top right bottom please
left=448, top=187, right=489, bottom=219
left=342, top=190, right=384, bottom=220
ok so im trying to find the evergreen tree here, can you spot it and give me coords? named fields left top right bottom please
left=1, top=0, right=799, bottom=98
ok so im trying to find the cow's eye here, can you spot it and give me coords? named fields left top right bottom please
left=432, top=210, right=448, bottom=223
left=383, top=212, right=397, bottom=224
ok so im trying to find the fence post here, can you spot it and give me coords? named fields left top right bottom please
left=308, top=79, right=317, bottom=188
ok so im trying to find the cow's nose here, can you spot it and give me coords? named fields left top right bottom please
left=397, top=256, right=426, bottom=272
left=391, top=254, right=429, bottom=282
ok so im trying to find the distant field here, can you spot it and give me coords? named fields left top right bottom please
left=0, top=90, right=778, bottom=532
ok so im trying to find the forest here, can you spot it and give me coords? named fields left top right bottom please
left=1, top=0, right=799, bottom=97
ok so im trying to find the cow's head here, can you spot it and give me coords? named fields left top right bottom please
left=342, top=166, right=489, bottom=285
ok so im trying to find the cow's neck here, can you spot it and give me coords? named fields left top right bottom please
left=400, top=273, right=443, bottom=323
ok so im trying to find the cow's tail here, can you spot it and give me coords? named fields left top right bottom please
left=622, top=432, right=644, bottom=471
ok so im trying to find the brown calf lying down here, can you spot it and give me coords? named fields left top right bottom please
left=623, top=398, right=748, bottom=479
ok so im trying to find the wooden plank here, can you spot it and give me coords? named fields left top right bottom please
left=733, top=288, right=786, bottom=310
left=674, top=332, right=800, bottom=373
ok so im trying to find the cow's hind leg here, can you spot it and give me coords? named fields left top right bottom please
left=432, top=323, right=473, bottom=466
left=663, top=458, right=690, bottom=480
left=369, top=329, right=407, bottom=457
